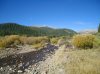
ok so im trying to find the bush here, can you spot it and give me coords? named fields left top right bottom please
left=72, top=34, right=95, bottom=49
left=50, top=37, right=59, bottom=45
left=93, top=36, right=100, bottom=48
left=19, top=36, right=28, bottom=44
left=32, top=36, right=49, bottom=49
left=22, top=37, right=34, bottom=45
left=0, top=35, right=21, bottom=48
left=0, top=35, right=50, bottom=48
left=33, top=42, right=46, bottom=50
left=19, top=36, right=49, bottom=45
left=33, top=36, right=49, bottom=44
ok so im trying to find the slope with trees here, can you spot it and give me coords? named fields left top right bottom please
left=0, top=23, right=76, bottom=36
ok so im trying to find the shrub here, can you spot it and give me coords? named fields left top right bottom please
left=50, top=37, right=59, bottom=45
left=0, top=35, right=50, bottom=48
left=0, top=35, right=21, bottom=48
left=19, top=36, right=28, bottom=44
left=93, top=36, right=100, bottom=48
left=72, top=34, right=95, bottom=49
left=32, top=36, right=49, bottom=49
left=0, top=39, right=7, bottom=48
left=57, top=38, right=68, bottom=46
left=6, top=35, right=21, bottom=46
left=19, top=36, right=49, bottom=45
left=33, top=42, right=46, bottom=50
left=23, top=37, right=34, bottom=45
left=33, top=36, right=49, bottom=44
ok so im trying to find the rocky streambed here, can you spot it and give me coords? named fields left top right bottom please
left=0, top=44, right=58, bottom=74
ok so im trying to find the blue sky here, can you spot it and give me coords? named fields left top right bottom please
left=0, top=0, right=100, bottom=31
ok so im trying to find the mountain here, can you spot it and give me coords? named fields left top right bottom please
left=78, top=29, right=97, bottom=34
left=0, top=23, right=76, bottom=36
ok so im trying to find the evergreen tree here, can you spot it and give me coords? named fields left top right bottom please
left=0, top=23, right=76, bottom=36
left=98, top=24, right=100, bottom=33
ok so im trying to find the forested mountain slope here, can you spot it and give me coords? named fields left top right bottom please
left=0, top=23, right=76, bottom=36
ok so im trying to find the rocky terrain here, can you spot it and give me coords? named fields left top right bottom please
left=0, top=38, right=100, bottom=74
left=0, top=44, right=58, bottom=74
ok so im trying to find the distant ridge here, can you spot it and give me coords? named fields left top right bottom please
left=0, top=23, right=77, bottom=36
left=78, top=29, right=97, bottom=34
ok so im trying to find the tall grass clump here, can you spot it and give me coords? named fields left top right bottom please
left=50, top=37, right=59, bottom=45
left=0, top=35, right=50, bottom=49
left=32, top=36, right=49, bottom=45
left=0, top=35, right=20, bottom=48
left=72, top=34, right=95, bottom=49
left=32, top=36, right=50, bottom=49
left=93, top=34, right=100, bottom=48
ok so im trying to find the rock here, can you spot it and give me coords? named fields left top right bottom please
left=9, top=68, right=12, bottom=70
left=25, top=62, right=29, bottom=67
left=18, top=70, right=23, bottom=73
left=33, top=70, right=38, bottom=74
left=25, top=69, right=30, bottom=72
left=0, top=67, right=3, bottom=71
left=41, top=71, right=47, bottom=74
left=12, top=70, right=15, bottom=72
left=18, top=63, right=23, bottom=67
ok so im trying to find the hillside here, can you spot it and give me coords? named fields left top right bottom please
left=78, top=29, right=97, bottom=34
left=0, top=23, right=76, bottom=36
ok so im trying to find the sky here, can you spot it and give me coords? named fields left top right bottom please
left=0, top=0, right=100, bottom=31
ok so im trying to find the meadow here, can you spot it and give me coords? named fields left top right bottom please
left=0, top=33, right=100, bottom=74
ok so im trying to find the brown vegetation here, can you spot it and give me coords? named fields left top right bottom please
left=72, top=34, right=95, bottom=49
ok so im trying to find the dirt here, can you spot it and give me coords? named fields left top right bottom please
left=29, top=45, right=69, bottom=74
left=0, top=44, right=58, bottom=74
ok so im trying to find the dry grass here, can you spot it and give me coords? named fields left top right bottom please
left=72, top=34, right=95, bottom=49
left=50, top=37, right=59, bottom=45
left=64, top=49, right=100, bottom=74
left=0, top=35, right=49, bottom=49
left=32, top=43, right=46, bottom=50
left=0, top=35, right=20, bottom=48
left=46, top=46, right=100, bottom=74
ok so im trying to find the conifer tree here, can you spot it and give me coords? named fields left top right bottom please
left=98, top=24, right=100, bottom=32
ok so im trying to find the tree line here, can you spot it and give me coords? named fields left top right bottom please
left=0, top=23, right=76, bottom=37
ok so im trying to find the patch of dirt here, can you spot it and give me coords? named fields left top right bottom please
left=23, top=45, right=70, bottom=74
left=0, top=44, right=58, bottom=74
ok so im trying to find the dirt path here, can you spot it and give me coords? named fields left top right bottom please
left=23, top=45, right=70, bottom=74
left=0, top=44, right=58, bottom=74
